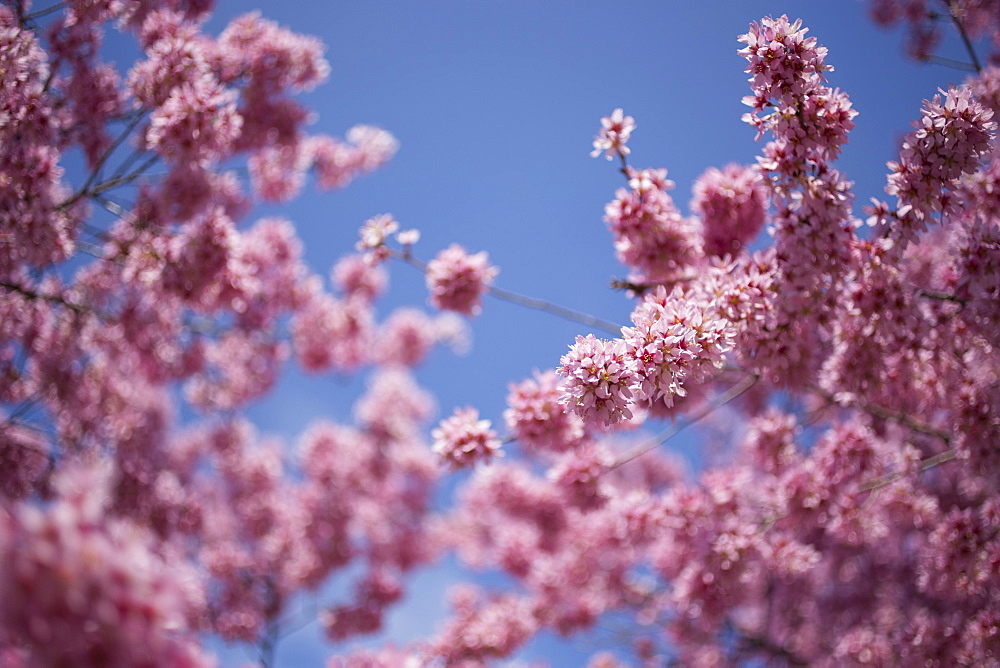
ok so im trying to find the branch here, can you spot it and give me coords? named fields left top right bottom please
left=917, top=288, right=966, bottom=305
left=610, top=371, right=759, bottom=470
left=917, top=53, right=979, bottom=72
left=23, top=1, right=69, bottom=22
left=394, top=251, right=624, bottom=336
left=611, top=275, right=696, bottom=295
left=59, top=112, right=148, bottom=209
left=857, top=448, right=959, bottom=492
left=809, top=385, right=952, bottom=444
left=89, top=154, right=160, bottom=197
left=485, top=284, right=624, bottom=336
left=947, top=0, right=983, bottom=73
left=0, top=281, right=86, bottom=313
left=729, top=621, right=809, bottom=667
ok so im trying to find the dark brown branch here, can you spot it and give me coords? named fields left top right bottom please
left=917, top=288, right=966, bottom=304
left=0, top=281, right=85, bottom=313
left=947, top=0, right=984, bottom=73
left=611, top=275, right=696, bottom=295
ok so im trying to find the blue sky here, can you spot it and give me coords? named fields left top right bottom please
left=188, top=1, right=979, bottom=664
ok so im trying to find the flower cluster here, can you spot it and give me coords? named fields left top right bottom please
left=591, top=108, right=636, bottom=161
left=0, top=462, right=210, bottom=666
left=624, top=286, right=735, bottom=409
left=0, top=4, right=452, bottom=665
left=558, top=334, right=637, bottom=426
left=603, top=167, right=704, bottom=282
left=424, top=244, right=498, bottom=316
left=691, top=163, right=768, bottom=257
left=432, top=407, right=503, bottom=469
left=739, top=15, right=830, bottom=112
left=557, top=282, right=736, bottom=427
left=309, top=125, right=399, bottom=189
left=145, top=75, right=243, bottom=163
left=886, top=86, right=996, bottom=243
left=504, top=369, right=586, bottom=452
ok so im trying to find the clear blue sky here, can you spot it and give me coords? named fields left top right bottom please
left=190, top=1, right=973, bottom=664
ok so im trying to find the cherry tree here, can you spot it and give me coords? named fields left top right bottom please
left=0, top=1, right=998, bottom=667
left=0, top=2, right=454, bottom=665
left=419, top=6, right=1000, bottom=666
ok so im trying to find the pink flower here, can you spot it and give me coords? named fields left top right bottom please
left=145, top=74, right=243, bottom=163
left=504, top=369, right=586, bottom=452
left=331, top=253, right=387, bottom=301
left=425, top=244, right=498, bottom=316
left=886, top=86, right=996, bottom=243
left=623, top=286, right=735, bottom=407
left=290, top=292, right=373, bottom=373
left=248, top=142, right=309, bottom=202
left=375, top=308, right=436, bottom=367
left=548, top=442, right=614, bottom=510
left=691, top=163, right=768, bottom=257
left=307, top=125, right=398, bottom=190
left=432, top=407, right=503, bottom=469
left=604, top=167, right=703, bottom=282
left=738, top=16, right=830, bottom=110
left=356, top=214, right=399, bottom=263
left=557, top=334, right=637, bottom=426
left=591, top=108, right=636, bottom=161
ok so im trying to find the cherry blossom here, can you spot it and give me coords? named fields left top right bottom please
left=591, top=107, right=636, bottom=161
left=424, top=243, right=498, bottom=316
left=432, top=407, right=503, bottom=469
left=2, top=3, right=1000, bottom=667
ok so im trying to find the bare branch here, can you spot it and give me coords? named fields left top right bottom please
left=611, top=372, right=759, bottom=470
left=947, top=0, right=984, bottom=73
left=59, top=112, right=148, bottom=210
left=857, top=448, right=959, bottom=492
left=809, top=385, right=952, bottom=444
left=0, top=281, right=86, bottom=313
left=394, top=251, right=625, bottom=336
left=24, top=1, right=69, bottom=22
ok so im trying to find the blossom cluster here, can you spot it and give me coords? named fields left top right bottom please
left=603, top=167, right=704, bottom=283
left=424, top=243, right=498, bottom=316
left=432, top=407, right=503, bottom=469
left=590, top=108, right=636, bottom=161
left=885, top=87, right=996, bottom=242
left=691, top=163, right=768, bottom=257
left=557, top=281, right=737, bottom=427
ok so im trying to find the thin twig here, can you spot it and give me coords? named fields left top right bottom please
left=59, top=112, right=148, bottom=209
left=394, top=251, right=624, bottom=336
left=857, top=448, right=959, bottom=492
left=611, top=275, right=696, bottom=295
left=0, top=281, right=86, bottom=313
left=485, top=284, right=624, bottom=336
left=917, top=288, right=966, bottom=304
left=610, top=372, right=760, bottom=470
left=918, top=53, right=979, bottom=72
left=24, top=1, right=69, bottom=22
left=90, top=154, right=159, bottom=197
left=947, top=0, right=983, bottom=73
left=809, top=385, right=952, bottom=444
